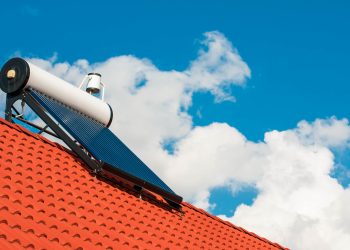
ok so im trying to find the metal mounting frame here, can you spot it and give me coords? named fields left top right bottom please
left=5, top=90, right=102, bottom=174
left=4, top=89, right=182, bottom=208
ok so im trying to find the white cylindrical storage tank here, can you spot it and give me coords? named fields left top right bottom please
left=0, top=58, right=113, bottom=127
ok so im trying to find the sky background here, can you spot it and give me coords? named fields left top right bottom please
left=1, top=1, right=350, bottom=249
left=1, top=1, right=350, bottom=139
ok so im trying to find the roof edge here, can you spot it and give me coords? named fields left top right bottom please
left=181, top=202, right=288, bottom=249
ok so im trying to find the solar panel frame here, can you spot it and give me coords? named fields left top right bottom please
left=29, top=89, right=182, bottom=204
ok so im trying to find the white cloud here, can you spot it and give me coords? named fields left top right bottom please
left=2, top=31, right=350, bottom=249
left=219, top=119, right=350, bottom=250
left=163, top=122, right=267, bottom=207
left=187, top=31, right=251, bottom=101
left=296, top=117, right=350, bottom=148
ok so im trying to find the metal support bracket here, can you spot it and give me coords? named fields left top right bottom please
left=5, top=90, right=102, bottom=174
left=5, top=92, right=24, bottom=122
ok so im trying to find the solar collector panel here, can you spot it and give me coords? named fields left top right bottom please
left=30, top=89, right=180, bottom=202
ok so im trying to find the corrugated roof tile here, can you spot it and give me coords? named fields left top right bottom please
left=0, top=118, right=288, bottom=249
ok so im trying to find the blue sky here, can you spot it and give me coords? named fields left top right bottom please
left=1, top=1, right=350, bottom=248
left=2, top=1, right=350, bottom=140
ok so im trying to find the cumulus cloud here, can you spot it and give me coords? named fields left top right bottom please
left=296, top=117, right=350, bottom=148
left=163, top=123, right=267, bottom=206
left=219, top=118, right=350, bottom=250
left=2, top=31, right=350, bottom=249
left=187, top=31, right=251, bottom=101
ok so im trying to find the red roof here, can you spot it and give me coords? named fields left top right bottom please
left=0, top=118, right=287, bottom=250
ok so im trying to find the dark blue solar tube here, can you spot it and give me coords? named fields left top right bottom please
left=30, top=89, right=181, bottom=203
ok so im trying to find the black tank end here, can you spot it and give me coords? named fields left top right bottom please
left=0, top=58, right=30, bottom=94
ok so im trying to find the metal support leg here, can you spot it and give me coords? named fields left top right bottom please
left=5, top=93, right=24, bottom=122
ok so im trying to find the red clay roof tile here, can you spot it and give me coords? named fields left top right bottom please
left=0, top=118, right=288, bottom=249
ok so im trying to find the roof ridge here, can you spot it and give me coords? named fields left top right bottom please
left=181, top=201, right=288, bottom=249
left=0, top=117, right=288, bottom=249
